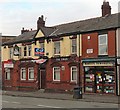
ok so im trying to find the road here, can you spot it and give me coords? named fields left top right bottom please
left=2, top=95, right=118, bottom=109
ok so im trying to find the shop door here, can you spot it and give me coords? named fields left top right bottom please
left=39, top=69, right=46, bottom=89
left=95, top=71, right=104, bottom=93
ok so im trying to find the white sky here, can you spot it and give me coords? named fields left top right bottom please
left=0, top=0, right=119, bottom=36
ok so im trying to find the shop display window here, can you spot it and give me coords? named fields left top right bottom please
left=85, top=85, right=93, bottom=92
left=104, top=86, right=114, bottom=93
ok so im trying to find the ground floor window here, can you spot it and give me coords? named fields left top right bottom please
left=84, top=67, right=115, bottom=94
left=28, top=67, right=34, bottom=80
left=5, top=68, right=11, bottom=80
left=53, top=67, right=60, bottom=81
left=21, top=68, right=26, bottom=80
left=71, top=66, right=77, bottom=82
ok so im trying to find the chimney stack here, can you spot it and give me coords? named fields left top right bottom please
left=21, top=27, right=29, bottom=34
left=101, top=0, right=111, bottom=17
left=37, top=15, right=45, bottom=30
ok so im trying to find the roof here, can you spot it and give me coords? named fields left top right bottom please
left=2, top=13, right=120, bottom=45
left=2, top=30, right=37, bottom=45
left=51, top=13, right=119, bottom=36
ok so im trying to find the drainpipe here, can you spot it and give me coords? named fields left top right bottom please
left=78, top=34, right=81, bottom=87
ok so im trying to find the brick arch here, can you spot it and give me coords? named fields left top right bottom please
left=50, top=62, right=62, bottom=67
left=68, top=62, right=79, bottom=67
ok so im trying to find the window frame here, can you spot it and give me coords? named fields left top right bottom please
left=23, top=46, right=27, bottom=56
left=28, top=67, right=34, bottom=80
left=70, top=66, right=77, bottom=82
left=54, top=41, right=60, bottom=55
left=9, top=48, right=13, bottom=59
left=53, top=67, right=60, bottom=81
left=71, top=38, right=77, bottom=54
left=5, top=68, right=11, bottom=80
left=28, top=45, right=32, bottom=56
left=98, top=34, right=108, bottom=55
left=20, top=68, right=26, bottom=80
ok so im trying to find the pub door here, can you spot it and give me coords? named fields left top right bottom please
left=39, top=69, right=46, bottom=89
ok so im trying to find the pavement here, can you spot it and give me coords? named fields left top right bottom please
left=2, top=90, right=120, bottom=104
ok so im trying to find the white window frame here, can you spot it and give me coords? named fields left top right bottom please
left=54, top=41, right=60, bottom=55
left=53, top=67, right=60, bottom=81
left=5, top=68, right=11, bottom=80
left=28, top=67, right=34, bottom=80
left=98, top=34, right=108, bottom=55
left=20, top=68, right=26, bottom=80
left=71, top=38, right=77, bottom=54
left=71, top=66, right=77, bottom=82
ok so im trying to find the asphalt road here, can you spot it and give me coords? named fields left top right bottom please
left=2, top=95, right=118, bottom=109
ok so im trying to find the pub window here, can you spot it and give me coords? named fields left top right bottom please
left=54, top=41, right=60, bottom=55
left=71, top=39, right=77, bottom=54
left=21, top=68, right=26, bottom=80
left=23, top=46, right=27, bottom=56
left=98, top=34, right=108, bottom=55
left=5, top=68, right=10, bottom=80
left=71, top=66, right=77, bottom=82
left=40, top=43, right=44, bottom=49
left=53, top=67, right=60, bottom=81
left=28, top=67, right=34, bottom=80
left=28, top=45, right=31, bottom=56
left=9, top=48, right=13, bottom=59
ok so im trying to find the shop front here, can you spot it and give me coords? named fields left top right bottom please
left=82, top=58, right=116, bottom=95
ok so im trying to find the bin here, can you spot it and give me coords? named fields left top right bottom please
left=73, top=86, right=82, bottom=99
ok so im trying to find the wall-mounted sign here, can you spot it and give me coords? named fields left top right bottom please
left=86, top=49, right=93, bottom=54
left=35, top=48, right=44, bottom=56
left=13, top=45, right=20, bottom=56
left=4, top=61, right=14, bottom=68
left=32, top=59, right=47, bottom=64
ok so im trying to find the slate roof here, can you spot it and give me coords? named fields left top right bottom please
left=2, top=13, right=120, bottom=46
left=2, top=30, right=37, bottom=45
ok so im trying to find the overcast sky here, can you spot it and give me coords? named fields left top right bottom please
left=0, top=0, right=119, bottom=36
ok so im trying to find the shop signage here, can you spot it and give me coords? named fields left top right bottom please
left=32, top=59, right=47, bottom=64
left=86, top=49, right=93, bottom=54
left=83, top=62, right=115, bottom=67
left=4, top=61, right=14, bottom=68
left=13, top=45, right=20, bottom=56
left=34, top=48, right=44, bottom=56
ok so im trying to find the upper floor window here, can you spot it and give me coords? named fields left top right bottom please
left=53, top=67, right=60, bottom=81
left=71, top=39, right=77, bottom=54
left=9, top=48, right=13, bottom=59
left=24, top=47, right=27, bottom=56
left=71, top=66, right=77, bottom=82
left=28, top=45, right=31, bottom=56
left=98, top=34, right=108, bottom=55
left=28, top=68, right=34, bottom=80
left=40, top=43, right=44, bottom=49
left=54, top=41, right=60, bottom=55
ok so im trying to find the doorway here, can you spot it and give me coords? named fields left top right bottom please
left=39, top=69, right=46, bottom=89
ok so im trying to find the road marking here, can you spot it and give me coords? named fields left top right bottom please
left=11, top=102, right=21, bottom=104
left=37, top=104, right=61, bottom=108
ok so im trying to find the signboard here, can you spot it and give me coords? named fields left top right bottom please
left=32, top=59, right=47, bottom=64
left=86, top=49, right=93, bottom=54
left=34, top=48, right=44, bottom=56
left=4, top=63, right=14, bottom=68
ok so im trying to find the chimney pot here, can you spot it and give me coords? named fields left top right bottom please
left=37, top=15, right=45, bottom=30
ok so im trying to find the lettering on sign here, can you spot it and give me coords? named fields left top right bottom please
left=86, top=49, right=93, bottom=54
